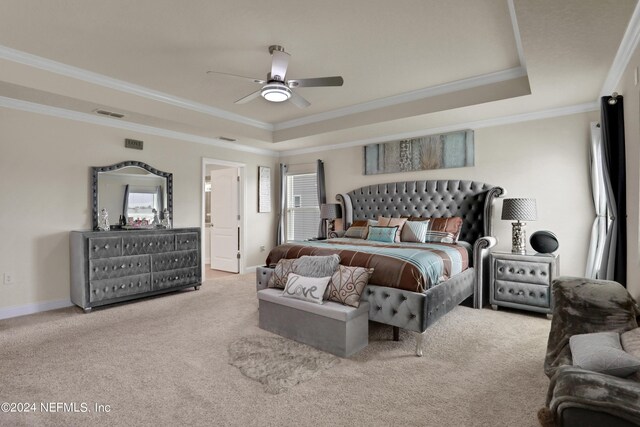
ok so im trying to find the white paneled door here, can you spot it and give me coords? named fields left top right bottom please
left=209, top=167, right=239, bottom=273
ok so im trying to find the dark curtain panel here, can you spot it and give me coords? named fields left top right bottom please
left=316, top=160, right=327, bottom=238
left=601, top=95, right=626, bottom=286
left=276, top=163, right=287, bottom=245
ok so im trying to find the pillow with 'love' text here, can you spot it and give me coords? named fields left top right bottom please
left=281, top=273, right=331, bottom=305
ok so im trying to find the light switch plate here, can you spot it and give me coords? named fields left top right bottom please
left=3, top=273, right=15, bottom=285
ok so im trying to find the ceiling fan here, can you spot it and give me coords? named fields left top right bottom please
left=207, top=45, right=344, bottom=108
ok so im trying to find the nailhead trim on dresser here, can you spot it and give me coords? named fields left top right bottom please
left=70, top=228, right=201, bottom=311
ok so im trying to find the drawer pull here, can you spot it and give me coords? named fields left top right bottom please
left=104, top=244, right=109, bottom=249
left=517, top=291, right=524, bottom=296
left=175, top=258, right=179, bottom=262
left=112, top=286, right=117, bottom=291
left=120, top=284, right=126, bottom=289
left=121, top=264, right=126, bottom=269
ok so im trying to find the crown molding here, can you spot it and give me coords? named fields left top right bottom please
left=0, top=96, right=279, bottom=157
left=273, top=67, right=527, bottom=131
left=279, top=101, right=599, bottom=157
left=600, top=0, right=640, bottom=95
left=0, top=44, right=273, bottom=131
left=508, top=0, right=527, bottom=71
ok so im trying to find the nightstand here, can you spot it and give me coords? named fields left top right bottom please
left=489, top=251, right=559, bottom=317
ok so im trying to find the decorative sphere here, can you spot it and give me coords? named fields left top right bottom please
left=530, top=231, right=559, bottom=254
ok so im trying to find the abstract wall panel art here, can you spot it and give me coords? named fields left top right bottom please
left=363, top=130, right=474, bottom=175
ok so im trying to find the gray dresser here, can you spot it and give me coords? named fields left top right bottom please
left=70, top=228, right=201, bottom=312
left=489, top=251, right=559, bottom=315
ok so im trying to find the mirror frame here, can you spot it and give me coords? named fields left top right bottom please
left=91, top=160, right=173, bottom=230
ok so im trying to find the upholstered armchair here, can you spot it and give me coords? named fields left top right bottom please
left=540, top=276, right=640, bottom=427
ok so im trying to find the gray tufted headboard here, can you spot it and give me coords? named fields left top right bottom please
left=336, top=180, right=505, bottom=244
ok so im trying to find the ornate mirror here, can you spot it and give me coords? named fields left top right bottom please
left=91, top=161, right=173, bottom=230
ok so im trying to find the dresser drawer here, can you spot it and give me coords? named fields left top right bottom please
left=152, top=250, right=199, bottom=272
left=89, top=255, right=151, bottom=281
left=176, top=232, right=199, bottom=251
left=88, top=237, right=122, bottom=259
left=494, top=259, right=550, bottom=286
left=152, top=267, right=200, bottom=290
left=89, top=274, right=151, bottom=303
left=123, top=234, right=175, bottom=255
left=493, top=280, right=550, bottom=308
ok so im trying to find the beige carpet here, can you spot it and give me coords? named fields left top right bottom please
left=0, top=274, right=551, bottom=426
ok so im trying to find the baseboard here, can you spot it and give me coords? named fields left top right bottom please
left=205, top=257, right=211, bottom=265
left=244, top=265, right=261, bottom=273
left=0, top=299, right=73, bottom=321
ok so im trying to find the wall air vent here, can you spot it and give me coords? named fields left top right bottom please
left=94, top=109, right=125, bottom=119
left=218, top=136, right=236, bottom=142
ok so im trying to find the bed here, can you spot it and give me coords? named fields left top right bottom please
left=259, top=179, right=505, bottom=354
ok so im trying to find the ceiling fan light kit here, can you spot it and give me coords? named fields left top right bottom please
left=261, top=82, right=292, bottom=102
left=207, top=44, right=344, bottom=108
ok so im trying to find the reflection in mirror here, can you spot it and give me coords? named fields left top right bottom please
left=92, top=161, right=173, bottom=230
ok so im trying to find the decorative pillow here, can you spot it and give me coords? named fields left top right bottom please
left=367, top=226, right=398, bottom=243
left=281, top=273, right=331, bottom=305
left=267, top=258, right=295, bottom=289
left=411, top=217, right=463, bottom=243
left=570, top=332, right=640, bottom=377
left=376, top=216, right=407, bottom=242
left=428, top=217, right=463, bottom=242
left=293, top=254, right=340, bottom=278
left=401, top=220, right=429, bottom=243
left=326, top=265, right=374, bottom=308
left=344, top=219, right=378, bottom=239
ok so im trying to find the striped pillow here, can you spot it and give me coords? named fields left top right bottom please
left=344, top=219, right=378, bottom=239
left=410, top=217, right=463, bottom=243
left=367, top=226, right=398, bottom=243
left=401, top=220, right=429, bottom=243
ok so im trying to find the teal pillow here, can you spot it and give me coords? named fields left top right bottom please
left=367, top=226, right=398, bottom=243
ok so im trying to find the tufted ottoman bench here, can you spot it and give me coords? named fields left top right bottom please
left=257, top=288, right=370, bottom=358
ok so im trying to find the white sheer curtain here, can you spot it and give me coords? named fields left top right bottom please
left=585, top=122, right=616, bottom=279
left=276, top=163, right=288, bottom=245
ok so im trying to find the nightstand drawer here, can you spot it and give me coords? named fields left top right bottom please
left=493, top=280, right=550, bottom=308
left=494, top=259, right=550, bottom=286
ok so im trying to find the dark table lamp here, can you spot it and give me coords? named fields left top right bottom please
left=320, top=203, right=342, bottom=238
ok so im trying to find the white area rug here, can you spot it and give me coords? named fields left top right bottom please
left=228, top=335, right=339, bottom=394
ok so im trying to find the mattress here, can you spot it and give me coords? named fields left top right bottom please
left=265, top=237, right=469, bottom=293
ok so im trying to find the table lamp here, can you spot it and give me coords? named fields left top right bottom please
left=320, top=203, right=342, bottom=238
left=501, top=198, right=537, bottom=254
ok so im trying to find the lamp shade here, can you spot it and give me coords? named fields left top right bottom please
left=501, top=198, right=537, bottom=221
left=320, top=203, right=342, bottom=220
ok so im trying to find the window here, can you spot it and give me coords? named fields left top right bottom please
left=286, top=173, right=319, bottom=241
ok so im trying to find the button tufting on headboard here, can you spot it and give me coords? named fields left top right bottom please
left=337, top=180, right=505, bottom=243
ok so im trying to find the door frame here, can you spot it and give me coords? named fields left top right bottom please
left=201, top=157, right=246, bottom=279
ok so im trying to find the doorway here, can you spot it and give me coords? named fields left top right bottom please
left=201, top=158, right=246, bottom=280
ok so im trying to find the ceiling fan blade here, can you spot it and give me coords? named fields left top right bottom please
left=290, top=91, right=311, bottom=108
left=287, top=76, right=344, bottom=88
left=235, top=89, right=262, bottom=104
left=270, top=49, right=290, bottom=81
left=206, top=70, right=265, bottom=84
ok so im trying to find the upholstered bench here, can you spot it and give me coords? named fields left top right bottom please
left=257, top=288, right=369, bottom=358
